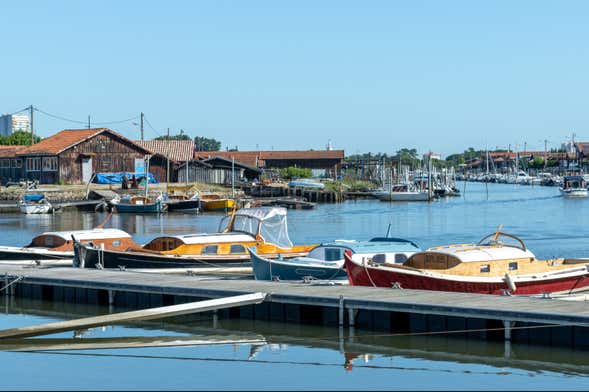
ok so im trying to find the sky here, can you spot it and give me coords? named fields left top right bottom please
left=1, top=0, right=589, bottom=157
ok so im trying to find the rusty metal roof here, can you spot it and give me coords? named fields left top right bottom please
left=194, top=150, right=344, bottom=167
left=135, top=140, right=195, bottom=163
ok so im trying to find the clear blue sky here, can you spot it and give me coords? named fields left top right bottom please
left=2, top=0, right=589, bottom=156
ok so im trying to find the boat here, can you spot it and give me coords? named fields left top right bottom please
left=373, top=184, right=431, bottom=202
left=200, top=194, right=235, bottom=212
left=288, top=179, right=325, bottom=190
left=559, top=176, right=588, bottom=198
left=344, top=228, right=589, bottom=295
left=0, top=228, right=136, bottom=260
left=18, top=193, right=53, bottom=214
left=74, top=207, right=317, bottom=269
left=110, top=195, right=167, bottom=213
left=163, top=193, right=201, bottom=212
left=248, top=237, right=421, bottom=281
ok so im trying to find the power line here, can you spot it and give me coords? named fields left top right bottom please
left=143, top=116, right=163, bottom=138
left=5, top=107, right=30, bottom=116
left=93, top=115, right=140, bottom=125
left=34, top=107, right=140, bottom=127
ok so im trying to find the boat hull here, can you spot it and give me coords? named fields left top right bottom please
left=201, top=199, right=234, bottom=211
left=165, top=199, right=201, bottom=212
left=0, top=246, right=72, bottom=260
left=249, top=248, right=347, bottom=281
left=74, top=242, right=251, bottom=269
left=559, top=188, right=588, bottom=198
left=19, top=203, right=52, bottom=214
left=374, top=192, right=431, bottom=202
left=344, top=254, right=589, bottom=295
left=112, top=201, right=166, bottom=213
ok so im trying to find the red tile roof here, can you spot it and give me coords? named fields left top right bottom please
left=194, top=150, right=345, bottom=167
left=18, top=128, right=149, bottom=156
left=135, top=140, right=195, bottom=162
left=0, top=145, right=26, bottom=158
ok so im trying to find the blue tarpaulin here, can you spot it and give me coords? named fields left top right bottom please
left=23, top=193, right=45, bottom=201
left=94, top=172, right=158, bottom=184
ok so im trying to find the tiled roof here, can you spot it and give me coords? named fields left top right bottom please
left=0, top=145, right=26, bottom=158
left=17, top=128, right=150, bottom=156
left=194, top=150, right=345, bottom=167
left=135, top=140, right=195, bottom=162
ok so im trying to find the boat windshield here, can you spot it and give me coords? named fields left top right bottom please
left=218, top=207, right=294, bottom=248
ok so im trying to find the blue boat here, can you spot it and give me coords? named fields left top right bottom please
left=248, top=237, right=421, bottom=281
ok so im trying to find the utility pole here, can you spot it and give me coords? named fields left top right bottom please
left=29, top=105, right=34, bottom=145
left=87, top=115, right=91, bottom=129
left=166, top=127, right=170, bottom=188
left=544, top=139, right=548, bottom=170
left=140, top=112, right=144, bottom=141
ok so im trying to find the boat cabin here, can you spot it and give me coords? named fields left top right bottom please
left=309, top=238, right=421, bottom=264
left=562, top=175, right=586, bottom=190
left=27, top=228, right=137, bottom=251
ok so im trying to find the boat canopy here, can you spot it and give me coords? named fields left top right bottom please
left=420, top=244, right=535, bottom=263
left=23, top=194, right=45, bottom=202
left=219, top=207, right=293, bottom=248
left=318, top=238, right=421, bottom=254
left=39, top=229, right=132, bottom=241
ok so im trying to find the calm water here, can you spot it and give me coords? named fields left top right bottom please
left=0, top=182, right=588, bottom=390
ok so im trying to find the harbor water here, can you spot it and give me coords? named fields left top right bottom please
left=0, top=182, right=588, bottom=390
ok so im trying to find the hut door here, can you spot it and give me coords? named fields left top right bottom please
left=82, top=157, right=93, bottom=184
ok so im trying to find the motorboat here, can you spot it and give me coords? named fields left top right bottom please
left=74, top=207, right=317, bottom=269
left=0, top=228, right=136, bottom=260
left=110, top=195, right=167, bottom=213
left=344, top=228, right=589, bottom=295
left=163, top=193, right=201, bottom=212
left=248, top=237, right=421, bottom=281
left=373, top=184, right=431, bottom=202
left=200, top=193, right=235, bottom=212
left=559, top=176, right=588, bottom=198
left=18, top=193, right=53, bottom=214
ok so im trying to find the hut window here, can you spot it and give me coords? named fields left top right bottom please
left=509, top=262, right=518, bottom=271
left=230, top=244, right=246, bottom=254
left=480, top=264, right=490, bottom=273
left=12, top=159, right=21, bottom=168
left=42, top=157, right=58, bottom=171
left=202, top=245, right=218, bottom=255
left=0, top=159, right=9, bottom=168
left=112, top=240, right=121, bottom=247
left=26, top=158, right=41, bottom=171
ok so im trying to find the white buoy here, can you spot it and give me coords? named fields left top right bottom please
left=503, top=273, right=517, bottom=292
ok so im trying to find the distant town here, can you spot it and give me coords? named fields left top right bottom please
left=0, top=111, right=587, bottom=187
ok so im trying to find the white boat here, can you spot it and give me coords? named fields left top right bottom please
left=559, top=175, right=588, bottom=198
left=373, top=183, right=431, bottom=202
left=17, top=194, right=53, bottom=214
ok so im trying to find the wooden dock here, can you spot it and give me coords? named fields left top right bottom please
left=0, top=265, right=588, bottom=349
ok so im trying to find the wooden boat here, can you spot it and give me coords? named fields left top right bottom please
left=18, top=193, right=53, bottom=214
left=110, top=195, right=167, bottom=213
left=163, top=194, right=201, bottom=212
left=74, top=207, right=317, bottom=269
left=0, top=228, right=136, bottom=260
left=559, top=176, right=588, bottom=198
left=248, top=237, right=421, bottom=281
left=200, top=194, right=235, bottom=211
left=344, top=229, right=589, bottom=295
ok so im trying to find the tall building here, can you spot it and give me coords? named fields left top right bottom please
left=0, top=114, right=30, bottom=137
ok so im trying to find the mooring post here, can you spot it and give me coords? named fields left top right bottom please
left=338, top=295, right=344, bottom=327
left=108, top=290, right=116, bottom=306
left=503, top=320, right=515, bottom=341
left=348, top=308, right=357, bottom=327
left=213, top=309, right=218, bottom=329
left=338, top=326, right=344, bottom=353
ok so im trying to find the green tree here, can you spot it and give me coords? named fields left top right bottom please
left=529, top=156, right=545, bottom=169
left=279, top=166, right=312, bottom=179
left=194, top=136, right=221, bottom=151
left=154, top=129, right=191, bottom=141
left=0, top=130, right=41, bottom=146
left=393, top=148, right=420, bottom=167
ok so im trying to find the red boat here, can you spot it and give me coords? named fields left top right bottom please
left=344, top=230, right=589, bottom=295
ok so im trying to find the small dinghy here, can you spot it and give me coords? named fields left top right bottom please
left=18, top=194, right=53, bottom=214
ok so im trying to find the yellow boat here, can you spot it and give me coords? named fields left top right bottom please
left=136, top=206, right=316, bottom=263
left=200, top=194, right=235, bottom=212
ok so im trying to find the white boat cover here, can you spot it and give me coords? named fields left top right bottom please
left=423, top=244, right=536, bottom=263
left=234, top=207, right=287, bottom=221
left=40, top=228, right=131, bottom=241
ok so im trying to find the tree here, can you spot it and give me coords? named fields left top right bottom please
left=194, top=136, right=221, bottom=151
left=529, top=156, right=545, bottom=169
left=279, top=166, right=312, bottom=179
left=393, top=148, right=420, bottom=167
left=0, top=130, right=41, bottom=146
left=154, top=129, right=191, bottom=141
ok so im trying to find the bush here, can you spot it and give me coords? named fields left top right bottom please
left=279, top=166, right=312, bottom=180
